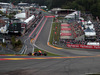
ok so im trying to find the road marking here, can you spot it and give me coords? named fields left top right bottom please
left=0, top=59, right=11, bottom=60
left=30, top=39, right=34, bottom=43
left=5, top=58, right=27, bottom=60
left=1, top=55, right=100, bottom=61
left=34, top=18, right=47, bottom=41
left=47, top=42, right=63, bottom=49
left=29, top=16, right=44, bottom=38
left=41, top=9, right=47, bottom=12
left=0, top=55, right=27, bottom=56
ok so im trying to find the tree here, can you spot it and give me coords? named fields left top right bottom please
left=11, top=36, right=16, bottom=48
left=1, top=0, right=100, bottom=18
left=0, top=11, right=3, bottom=15
left=16, top=39, right=22, bottom=46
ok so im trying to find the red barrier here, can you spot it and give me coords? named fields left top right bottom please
left=60, top=33, right=72, bottom=36
left=45, top=16, right=55, bottom=18
left=93, top=46, right=100, bottom=49
left=61, top=24, right=70, bottom=27
left=80, top=45, right=93, bottom=49
left=61, top=28, right=71, bottom=31
left=67, top=44, right=100, bottom=49
left=67, top=44, right=80, bottom=48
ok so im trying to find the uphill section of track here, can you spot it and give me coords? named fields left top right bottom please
left=35, top=17, right=100, bottom=56
left=1, top=14, right=100, bottom=75
left=22, top=17, right=47, bottom=54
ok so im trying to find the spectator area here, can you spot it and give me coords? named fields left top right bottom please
left=60, top=23, right=73, bottom=39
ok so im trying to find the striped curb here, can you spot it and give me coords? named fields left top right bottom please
left=1, top=55, right=100, bottom=61
left=47, top=42, right=63, bottom=49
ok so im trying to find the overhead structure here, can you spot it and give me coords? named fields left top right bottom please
left=24, top=15, right=35, bottom=24
left=85, top=20, right=94, bottom=30
left=87, top=20, right=92, bottom=25
left=15, top=13, right=26, bottom=21
left=84, top=27, right=96, bottom=36
left=65, top=11, right=78, bottom=19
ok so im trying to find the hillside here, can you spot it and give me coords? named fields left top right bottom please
left=0, top=0, right=100, bottom=18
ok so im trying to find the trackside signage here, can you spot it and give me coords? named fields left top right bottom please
left=67, top=44, right=100, bottom=49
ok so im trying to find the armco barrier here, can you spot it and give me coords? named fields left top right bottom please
left=67, top=44, right=100, bottom=49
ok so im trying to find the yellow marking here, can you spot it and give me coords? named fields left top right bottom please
left=52, top=57, right=63, bottom=59
left=47, top=42, right=63, bottom=49
left=34, top=58, right=47, bottom=59
left=30, top=39, right=34, bottom=43
left=41, top=9, right=47, bottom=12
left=5, top=58, right=27, bottom=60
left=1, top=55, right=100, bottom=61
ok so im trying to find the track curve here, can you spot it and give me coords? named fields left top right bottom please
left=35, top=17, right=100, bottom=56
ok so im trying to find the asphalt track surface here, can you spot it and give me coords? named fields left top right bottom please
left=35, top=17, right=100, bottom=56
left=24, top=16, right=46, bottom=54
left=0, top=56, right=100, bottom=75
left=1, top=15, right=100, bottom=75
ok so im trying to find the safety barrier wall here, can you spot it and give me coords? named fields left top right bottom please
left=67, top=44, right=100, bottom=49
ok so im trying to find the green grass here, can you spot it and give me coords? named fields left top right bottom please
left=49, top=22, right=61, bottom=45
left=49, top=23, right=55, bottom=44
left=0, top=48, right=61, bottom=56
left=56, top=23, right=61, bottom=43
left=34, top=48, right=61, bottom=56
left=57, top=17, right=64, bottom=20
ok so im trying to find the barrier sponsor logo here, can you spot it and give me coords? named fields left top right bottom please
left=67, top=44, right=80, bottom=48
left=94, top=46, right=100, bottom=49
left=80, top=45, right=93, bottom=49
left=67, top=44, right=100, bottom=49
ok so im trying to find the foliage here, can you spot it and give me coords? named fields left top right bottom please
left=6, top=15, right=14, bottom=19
left=49, top=22, right=60, bottom=45
left=16, top=39, right=22, bottom=46
left=1, top=0, right=100, bottom=18
left=2, top=42, right=6, bottom=47
left=11, top=36, right=22, bottom=48
left=0, top=11, right=3, bottom=15
left=62, top=0, right=100, bottom=18
left=49, top=22, right=55, bottom=45
left=0, top=10, right=7, bottom=16
left=11, top=36, right=16, bottom=48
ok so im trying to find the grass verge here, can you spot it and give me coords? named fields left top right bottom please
left=49, top=22, right=61, bottom=45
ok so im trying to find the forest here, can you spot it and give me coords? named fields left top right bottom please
left=0, top=0, right=100, bottom=18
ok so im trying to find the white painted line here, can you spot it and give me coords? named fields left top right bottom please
left=47, top=18, right=53, bottom=44
left=29, top=16, right=44, bottom=38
